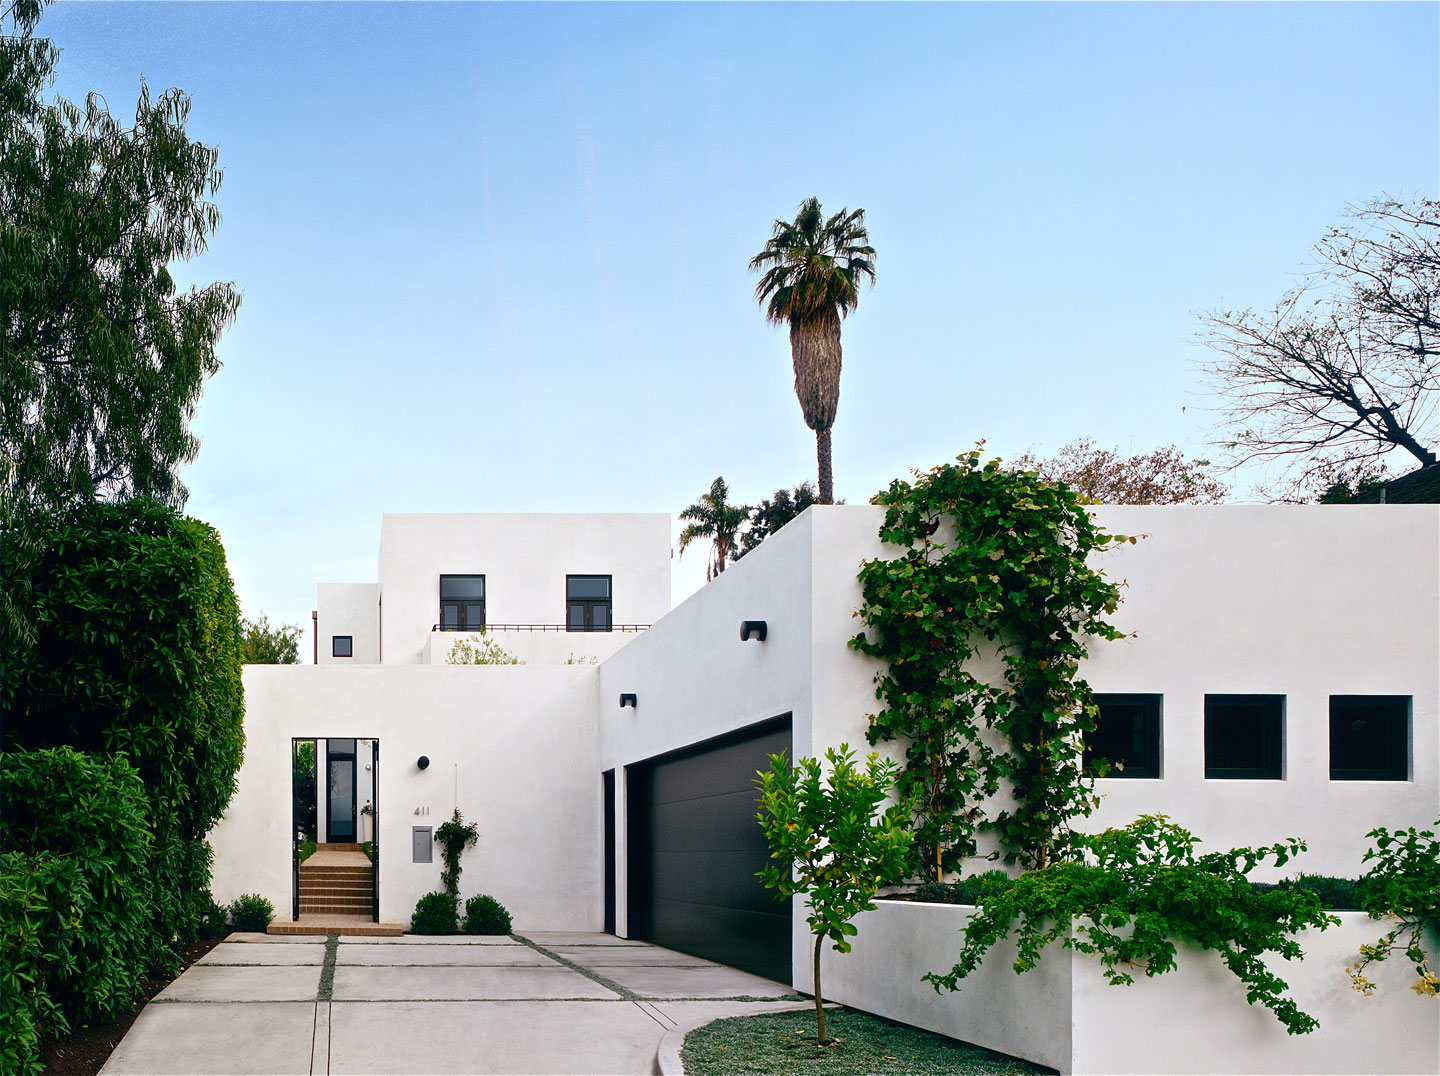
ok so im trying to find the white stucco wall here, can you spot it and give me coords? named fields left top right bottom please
left=210, top=665, right=603, bottom=929
left=1082, top=504, right=1440, bottom=877
left=823, top=902, right=1437, bottom=1075
left=315, top=583, right=379, bottom=664
left=421, top=626, right=645, bottom=666
left=378, top=513, right=671, bottom=666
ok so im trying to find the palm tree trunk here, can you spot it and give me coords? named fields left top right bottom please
left=816, top=427, right=833, bottom=505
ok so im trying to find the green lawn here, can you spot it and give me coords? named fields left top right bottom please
left=680, top=1007, right=1054, bottom=1076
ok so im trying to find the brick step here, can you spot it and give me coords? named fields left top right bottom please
left=300, top=899, right=374, bottom=914
left=300, top=867, right=373, bottom=880
left=299, top=883, right=373, bottom=897
left=269, top=922, right=404, bottom=937
left=316, top=843, right=366, bottom=853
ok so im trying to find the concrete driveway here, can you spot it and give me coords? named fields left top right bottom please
left=100, top=931, right=806, bottom=1075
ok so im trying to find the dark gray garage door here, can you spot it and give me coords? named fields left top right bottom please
left=627, top=715, right=792, bottom=984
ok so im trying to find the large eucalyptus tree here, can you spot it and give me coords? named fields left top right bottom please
left=749, top=198, right=875, bottom=504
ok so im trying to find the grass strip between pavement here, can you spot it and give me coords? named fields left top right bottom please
left=511, top=934, right=640, bottom=999
left=680, top=1008, right=1055, bottom=1076
left=318, top=934, right=339, bottom=1001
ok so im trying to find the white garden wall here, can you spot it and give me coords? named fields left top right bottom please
left=421, top=625, right=645, bottom=666
left=210, top=664, right=603, bottom=929
left=820, top=901, right=1438, bottom=1075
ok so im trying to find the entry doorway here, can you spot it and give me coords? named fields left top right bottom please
left=326, top=739, right=358, bottom=842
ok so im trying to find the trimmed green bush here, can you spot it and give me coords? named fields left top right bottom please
left=463, top=894, right=512, bottom=935
left=0, top=853, right=83, bottom=1076
left=914, top=869, right=1015, bottom=906
left=229, top=894, right=275, bottom=933
left=1, top=498, right=246, bottom=945
left=0, top=748, right=156, bottom=1075
left=411, top=892, right=458, bottom=935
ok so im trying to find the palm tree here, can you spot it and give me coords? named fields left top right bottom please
left=678, top=476, right=750, bottom=580
left=749, top=198, right=875, bottom=505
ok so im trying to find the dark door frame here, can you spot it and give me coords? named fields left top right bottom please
left=602, top=769, right=616, bottom=934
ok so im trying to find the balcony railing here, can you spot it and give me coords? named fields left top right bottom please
left=431, top=623, right=650, bottom=633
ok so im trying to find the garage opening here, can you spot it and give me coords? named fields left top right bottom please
left=626, top=714, right=792, bottom=984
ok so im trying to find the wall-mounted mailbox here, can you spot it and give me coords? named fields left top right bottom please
left=412, top=826, right=433, bottom=863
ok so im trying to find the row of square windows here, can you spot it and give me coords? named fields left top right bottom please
left=1086, top=693, right=1411, bottom=781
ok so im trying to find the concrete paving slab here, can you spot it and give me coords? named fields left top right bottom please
left=553, top=945, right=719, bottom=967
left=600, top=964, right=798, bottom=999
left=340, top=934, right=516, bottom=945
left=153, top=964, right=321, bottom=1002
left=99, top=1001, right=316, bottom=1075
left=338, top=943, right=555, bottom=967
left=225, top=932, right=319, bottom=943
left=518, top=931, right=646, bottom=946
left=328, top=1000, right=664, bottom=1075
left=198, top=942, right=326, bottom=966
left=332, top=964, right=620, bottom=1001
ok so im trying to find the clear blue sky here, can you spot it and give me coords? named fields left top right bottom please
left=39, top=1, right=1439, bottom=646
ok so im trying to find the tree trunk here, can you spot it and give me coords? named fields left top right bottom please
left=813, top=933, right=828, bottom=1045
left=816, top=427, right=833, bottom=505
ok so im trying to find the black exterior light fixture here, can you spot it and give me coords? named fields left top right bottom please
left=417, top=755, right=431, bottom=771
left=740, top=620, right=768, bottom=642
left=619, top=693, right=638, bottom=709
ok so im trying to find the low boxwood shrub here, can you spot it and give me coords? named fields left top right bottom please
left=229, top=893, right=275, bottom=933
left=411, top=892, right=458, bottom=935
left=463, top=894, right=512, bottom=935
left=1250, top=874, right=1367, bottom=911
left=914, top=869, right=1015, bottom=906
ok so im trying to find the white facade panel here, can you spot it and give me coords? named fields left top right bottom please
left=315, top=583, right=379, bottom=664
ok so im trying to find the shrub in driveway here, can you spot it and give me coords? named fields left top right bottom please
left=411, top=892, right=459, bottom=935
left=463, top=894, right=512, bottom=935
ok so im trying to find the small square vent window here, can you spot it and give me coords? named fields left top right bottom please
left=1204, top=695, right=1284, bottom=780
left=332, top=635, right=353, bottom=658
left=1083, top=694, right=1162, bottom=779
left=1330, top=696, right=1409, bottom=781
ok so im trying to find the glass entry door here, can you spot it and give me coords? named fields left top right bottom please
left=327, top=738, right=357, bottom=842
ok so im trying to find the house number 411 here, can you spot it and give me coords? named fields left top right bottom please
left=413, top=806, right=430, bottom=816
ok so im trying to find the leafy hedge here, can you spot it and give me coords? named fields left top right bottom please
left=411, top=892, right=459, bottom=935
left=1, top=497, right=245, bottom=944
left=0, top=749, right=155, bottom=1075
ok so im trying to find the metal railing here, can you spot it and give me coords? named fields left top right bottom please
left=431, top=623, right=650, bottom=633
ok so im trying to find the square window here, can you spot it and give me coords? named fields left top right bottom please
left=332, top=635, right=353, bottom=658
left=1084, top=694, right=1161, bottom=779
left=1205, top=695, right=1284, bottom=779
left=1330, top=696, right=1409, bottom=781
left=439, top=575, right=485, bottom=632
left=566, top=575, right=612, bottom=632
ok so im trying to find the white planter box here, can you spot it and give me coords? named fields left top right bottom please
left=815, top=900, right=1438, bottom=1075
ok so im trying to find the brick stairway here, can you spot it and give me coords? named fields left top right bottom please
left=298, top=845, right=373, bottom=916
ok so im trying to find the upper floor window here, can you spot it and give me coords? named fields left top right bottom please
left=332, top=635, right=353, bottom=658
left=1204, top=694, right=1283, bottom=780
left=567, top=575, right=612, bottom=632
left=1083, top=694, right=1162, bottom=779
left=1330, top=695, right=1409, bottom=781
left=439, top=575, right=485, bottom=631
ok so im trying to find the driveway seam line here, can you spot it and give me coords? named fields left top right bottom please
left=512, top=934, right=638, bottom=999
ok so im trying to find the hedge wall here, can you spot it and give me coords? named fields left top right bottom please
left=1, top=497, right=246, bottom=943
left=0, top=749, right=155, bottom=1075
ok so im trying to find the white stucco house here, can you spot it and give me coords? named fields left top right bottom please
left=208, top=503, right=1439, bottom=1075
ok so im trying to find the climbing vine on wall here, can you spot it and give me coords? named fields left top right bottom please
left=850, top=448, right=1134, bottom=877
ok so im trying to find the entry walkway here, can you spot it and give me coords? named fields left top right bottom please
left=100, top=931, right=806, bottom=1075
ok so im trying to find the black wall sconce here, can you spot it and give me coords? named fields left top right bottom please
left=740, top=620, right=768, bottom=642
left=619, top=693, right=638, bottom=709
left=417, top=755, right=430, bottom=770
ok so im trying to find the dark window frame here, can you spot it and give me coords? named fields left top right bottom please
left=1084, top=693, right=1162, bottom=779
left=332, top=635, right=353, bottom=658
left=1330, top=695, right=1410, bottom=782
left=1204, top=694, right=1285, bottom=780
left=566, top=574, right=613, bottom=633
left=439, top=574, right=486, bottom=632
